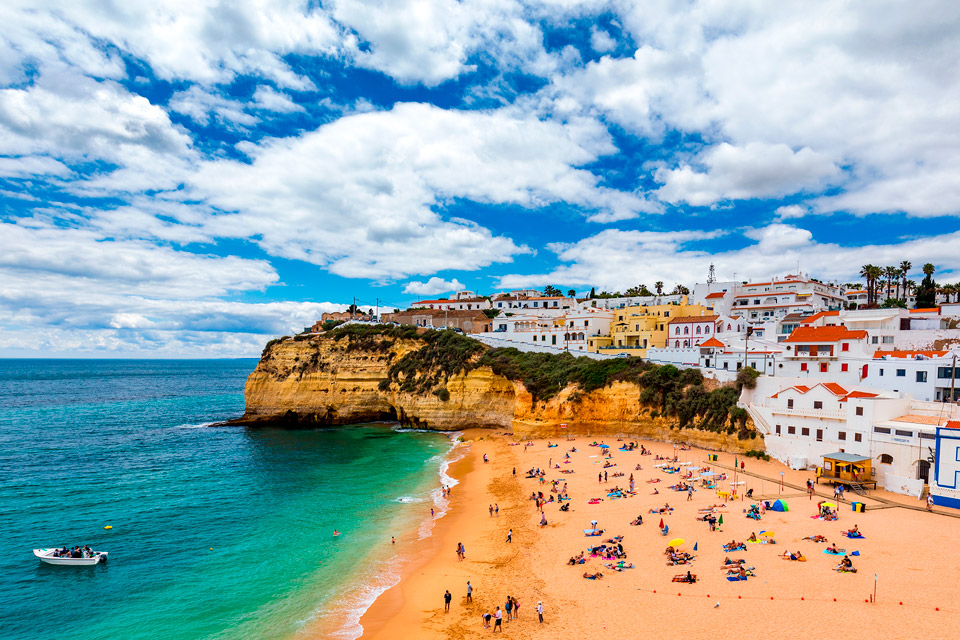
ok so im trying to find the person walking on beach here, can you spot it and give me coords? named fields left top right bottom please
left=512, top=596, right=519, bottom=618
left=391, top=536, right=395, bottom=544
left=927, top=493, right=934, bottom=511
left=504, top=596, right=513, bottom=620
left=494, top=606, right=502, bottom=632
left=444, top=589, right=452, bottom=613
left=466, top=580, right=473, bottom=603
left=604, top=471, right=608, bottom=482
left=506, top=529, right=512, bottom=543
left=687, top=485, right=693, bottom=501
left=489, top=504, right=494, bottom=517
left=598, top=472, right=602, bottom=483
left=537, top=600, right=544, bottom=623
left=495, top=503, right=499, bottom=517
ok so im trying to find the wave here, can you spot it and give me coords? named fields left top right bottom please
left=174, top=422, right=214, bottom=429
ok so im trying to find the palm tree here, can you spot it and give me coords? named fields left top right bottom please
left=884, top=266, right=898, bottom=301
left=942, top=284, right=957, bottom=304
left=655, top=281, right=664, bottom=295
left=923, top=263, right=935, bottom=277
left=899, top=260, right=911, bottom=301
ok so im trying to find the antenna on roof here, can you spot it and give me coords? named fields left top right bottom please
left=707, top=263, right=716, bottom=284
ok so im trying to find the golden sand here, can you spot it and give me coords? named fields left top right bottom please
left=329, top=431, right=960, bottom=639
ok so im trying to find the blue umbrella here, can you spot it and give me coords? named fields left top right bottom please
left=599, top=444, right=610, bottom=448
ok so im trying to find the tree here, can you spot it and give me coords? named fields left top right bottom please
left=542, top=285, right=562, bottom=297
left=916, top=263, right=937, bottom=308
left=589, top=287, right=596, bottom=299
left=884, top=266, right=898, bottom=300
left=671, top=284, right=690, bottom=296
left=655, top=281, right=664, bottom=295
left=567, top=289, right=577, bottom=298
left=899, top=260, right=912, bottom=301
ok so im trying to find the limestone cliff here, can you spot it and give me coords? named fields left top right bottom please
left=234, top=332, right=762, bottom=454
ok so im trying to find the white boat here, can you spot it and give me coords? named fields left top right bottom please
left=33, top=548, right=108, bottom=565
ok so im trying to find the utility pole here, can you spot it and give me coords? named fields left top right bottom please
left=742, top=326, right=753, bottom=371
left=376, top=298, right=380, bottom=322
left=951, top=352, right=957, bottom=404
left=351, top=296, right=356, bottom=320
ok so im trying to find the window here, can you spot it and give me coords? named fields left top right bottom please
left=841, top=363, right=849, bottom=372
left=816, top=429, right=823, bottom=442
left=841, top=343, right=849, bottom=351
left=801, top=427, right=810, bottom=436
left=787, top=399, right=794, bottom=409
left=874, top=427, right=891, bottom=434
left=916, top=371, right=927, bottom=383
left=813, top=401, right=823, bottom=409
left=776, top=424, right=781, bottom=435
left=551, top=335, right=557, bottom=345
left=895, top=429, right=913, bottom=437
left=705, top=325, right=710, bottom=334
left=820, top=363, right=828, bottom=373
left=896, top=369, right=906, bottom=377
left=938, top=367, right=960, bottom=379
left=882, top=336, right=894, bottom=344
left=879, top=454, right=894, bottom=464
left=675, top=327, right=680, bottom=335
left=855, top=406, right=863, bottom=416
left=855, top=433, right=862, bottom=442
left=675, top=341, right=680, bottom=347
left=838, top=431, right=846, bottom=440
left=696, top=326, right=702, bottom=334
left=872, top=336, right=879, bottom=344
left=879, top=368, right=884, bottom=376
left=684, top=326, right=689, bottom=335
left=584, top=320, right=589, bottom=327
left=788, top=426, right=796, bottom=434
left=663, top=311, right=670, bottom=318
left=723, top=362, right=728, bottom=369
left=800, top=363, right=808, bottom=372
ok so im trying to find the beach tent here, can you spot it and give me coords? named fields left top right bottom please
left=770, top=499, right=789, bottom=512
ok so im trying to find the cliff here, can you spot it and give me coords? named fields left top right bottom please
left=233, top=329, right=762, bottom=454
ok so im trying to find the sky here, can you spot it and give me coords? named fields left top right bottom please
left=2, top=1, right=960, bottom=357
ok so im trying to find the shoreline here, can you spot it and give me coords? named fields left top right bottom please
left=321, top=432, right=960, bottom=639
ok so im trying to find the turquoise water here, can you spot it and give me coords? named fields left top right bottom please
left=0, top=360, right=452, bottom=640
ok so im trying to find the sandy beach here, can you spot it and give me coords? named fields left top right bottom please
left=348, top=432, right=960, bottom=639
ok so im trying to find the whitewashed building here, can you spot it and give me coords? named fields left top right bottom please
left=483, top=308, right=614, bottom=353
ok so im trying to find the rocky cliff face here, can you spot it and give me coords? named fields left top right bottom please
left=236, top=334, right=761, bottom=453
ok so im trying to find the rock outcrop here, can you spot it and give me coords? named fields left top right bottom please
left=233, top=333, right=762, bottom=454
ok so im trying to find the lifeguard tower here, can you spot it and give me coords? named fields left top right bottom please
left=819, top=452, right=877, bottom=493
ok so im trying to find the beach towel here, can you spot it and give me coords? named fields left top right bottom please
left=584, top=529, right=601, bottom=536
left=822, top=548, right=846, bottom=555
left=726, top=575, right=748, bottom=582
left=842, top=532, right=864, bottom=539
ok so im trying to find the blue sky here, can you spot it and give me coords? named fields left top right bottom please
left=2, top=1, right=960, bottom=356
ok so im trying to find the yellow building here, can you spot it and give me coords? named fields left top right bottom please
left=587, top=298, right=711, bottom=357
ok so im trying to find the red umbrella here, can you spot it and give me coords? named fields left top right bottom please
left=659, top=518, right=664, bottom=529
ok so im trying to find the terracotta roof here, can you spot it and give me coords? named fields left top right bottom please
left=844, top=290, right=867, bottom=295
left=699, top=337, right=725, bottom=347
left=909, top=308, right=940, bottom=313
left=800, top=310, right=841, bottom=324
left=771, top=385, right=811, bottom=398
left=705, top=292, right=726, bottom=299
left=667, top=315, right=719, bottom=324
left=946, top=421, right=960, bottom=430
left=838, top=391, right=880, bottom=402
left=891, top=415, right=950, bottom=426
left=873, top=350, right=949, bottom=359
left=782, top=326, right=868, bottom=343
left=821, top=382, right=849, bottom=396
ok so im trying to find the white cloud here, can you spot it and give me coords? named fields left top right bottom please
left=168, top=87, right=259, bottom=126
left=252, top=86, right=305, bottom=113
left=589, top=27, right=617, bottom=53
left=498, top=224, right=960, bottom=292
left=184, top=103, right=654, bottom=279
left=655, top=143, right=840, bottom=206
left=402, top=277, right=466, bottom=296
left=547, top=2, right=960, bottom=216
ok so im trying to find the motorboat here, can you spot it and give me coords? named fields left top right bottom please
left=33, top=548, right=108, bottom=565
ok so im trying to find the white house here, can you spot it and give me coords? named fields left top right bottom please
left=414, top=291, right=492, bottom=311
left=483, top=308, right=613, bottom=353
left=732, top=274, right=844, bottom=323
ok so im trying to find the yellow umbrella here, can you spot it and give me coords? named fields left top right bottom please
left=668, top=538, right=685, bottom=547
left=760, top=531, right=775, bottom=537
left=822, top=502, right=837, bottom=508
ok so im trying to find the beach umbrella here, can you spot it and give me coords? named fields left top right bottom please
left=668, top=538, right=685, bottom=547
left=659, top=518, right=665, bottom=529
left=718, top=514, right=724, bottom=526
left=693, top=542, right=698, bottom=551
left=599, top=444, right=610, bottom=448
left=771, top=499, right=789, bottom=512
left=822, top=502, right=837, bottom=508
left=760, top=531, right=775, bottom=537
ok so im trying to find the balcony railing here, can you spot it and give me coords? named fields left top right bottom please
left=761, top=404, right=846, bottom=420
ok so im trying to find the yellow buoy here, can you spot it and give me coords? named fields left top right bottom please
left=104, top=526, right=113, bottom=530
left=210, top=548, right=213, bottom=551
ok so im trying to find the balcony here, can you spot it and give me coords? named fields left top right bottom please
left=761, top=404, right=846, bottom=420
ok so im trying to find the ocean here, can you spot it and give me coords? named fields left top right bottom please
left=0, top=359, right=455, bottom=640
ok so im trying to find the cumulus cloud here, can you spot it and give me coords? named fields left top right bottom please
left=168, top=87, right=259, bottom=126
left=402, top=277, right=466, bottom=296
left=498, top=224, right=960, bottom=292
left=655, top=143, right=840, bottom=206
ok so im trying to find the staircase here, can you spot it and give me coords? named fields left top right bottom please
left=848, top=482, right=867, bottom=496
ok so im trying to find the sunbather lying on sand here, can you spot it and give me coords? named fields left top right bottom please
left=802, top=535, right=828, bottom=542
left=582, top=571, right=603, bottom=580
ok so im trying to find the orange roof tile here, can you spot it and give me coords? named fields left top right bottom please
left=800, top=310, right=841, bottom=324
left=699, top=337, right=725, bottom=347
left=839, top=391, right=880, bottom=402
left=667, top=315, right=719, bottom=324
left=909, top=308, right=940, bottom=313
left=946, top=421, right=960, bottom=430
left=770, top=385, right=811, bottom=398
left=705, top=292, right=726, bottom=299
left=821, top=382, right=849, bottom=396
left=783, top=326, right=868, bottom=343
left=873, top=350, right=948, bottom=359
